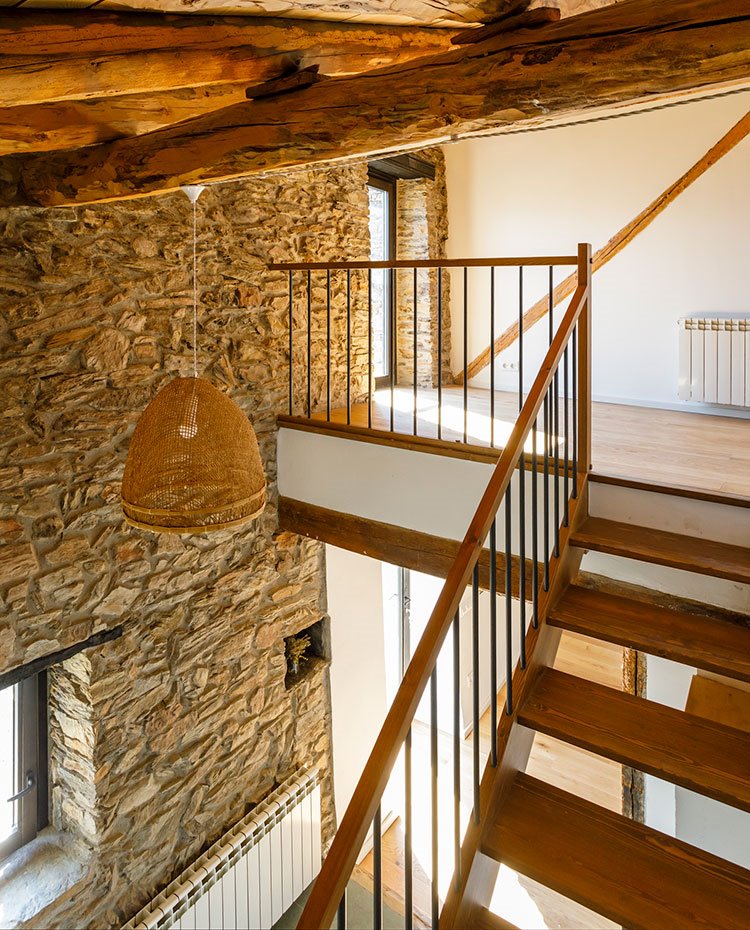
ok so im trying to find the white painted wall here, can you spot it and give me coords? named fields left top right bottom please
left=326, top=546, right=389, bottom=821
left=443, top=92, right=750, bottom=414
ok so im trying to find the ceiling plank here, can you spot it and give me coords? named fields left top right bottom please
left=1, top=0, right=748, bottom=207
left=0, top=10, right=455, bottom=106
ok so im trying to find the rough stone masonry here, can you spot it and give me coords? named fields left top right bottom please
left=0, top=150, right=447, bottom=928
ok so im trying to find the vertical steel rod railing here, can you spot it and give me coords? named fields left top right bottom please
left=490, top=267, right=495, bottom=448
left=413, top=268, right=418, bottom=436
left=286, top=248, right=590, bottom=930
left=437, top=267, right=443, bottom=441
left=327, top=270, right=332, bottom=421
left=463, top=267, right=468, bottom=444
left=288, top=269, right=293, bottom=416
left=346, top=269, right=351, bottom=425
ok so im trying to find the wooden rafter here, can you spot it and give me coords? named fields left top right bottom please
left=0, top=11, right=454, bottom=107
left=0, top=0, right=748, bottom=206
left=457, top=108, right=750, bottom=384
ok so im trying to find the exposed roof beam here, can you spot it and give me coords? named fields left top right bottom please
left=1, top=0, right=748, bottom=207
left=0, top=10, right=454, bottom=106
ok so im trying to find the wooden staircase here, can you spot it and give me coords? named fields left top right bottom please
left=295, top=249, right=750, bottom=930
left=453, top=516, right=750, bottom=930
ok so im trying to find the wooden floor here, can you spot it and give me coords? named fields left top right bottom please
left=316, top=386, right=750, bottom=496
left=353, top=631, right=623, bottom=930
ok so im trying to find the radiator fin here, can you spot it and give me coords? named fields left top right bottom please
left=122, top=768, right=321, bottom=930
left=678, top=318, right=749, bottom=408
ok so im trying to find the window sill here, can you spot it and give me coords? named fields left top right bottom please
left=0, top=830, right=90, bottom=928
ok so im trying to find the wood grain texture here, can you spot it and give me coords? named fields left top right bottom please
left=290, top=387, right=750, bottom=496
left=483, top=772, right=750, bottom=930
left=549, top=584, right=750, bottom=683
left=520, top=667, right=750, bottom=812
left=278, top=496, right=538, bottom=598
left=2, top=0, right=748, bottom=205
left=0, top=11, right=454, bottom=107
left=457, top=107, right=750, bottom=382
left=571, top=516, right=750, bottom=583
left=686, top=675, right=750, bottom=734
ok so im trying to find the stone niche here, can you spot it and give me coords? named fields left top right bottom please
left=284, top=616, right=331, bottom=689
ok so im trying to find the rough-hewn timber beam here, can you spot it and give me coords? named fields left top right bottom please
left=456, top=107, right=750, bottom=383
left=0, top=11, right=454, bottom=106
left=1, top=0, right=748, bottom=207
left=279, top=497, right=536, bottom=598
left=0, top=85, right=254, bottom=156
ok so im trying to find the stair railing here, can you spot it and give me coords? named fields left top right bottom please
left=293, top=244, right=592, bottom=930
left=271, top=254, right=585, bottom=450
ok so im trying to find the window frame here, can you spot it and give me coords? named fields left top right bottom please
left=367, top=169, right=397, bottom=390
left=1, top=672, right=47, bottom=863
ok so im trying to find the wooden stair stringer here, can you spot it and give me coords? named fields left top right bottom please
left=439, top=480, right=590, bottom=930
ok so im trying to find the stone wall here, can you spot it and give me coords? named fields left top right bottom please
left=395, top=148, right=451, bottom=388
left=0, top=166, right=370, bottom=928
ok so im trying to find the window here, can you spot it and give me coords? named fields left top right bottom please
left=367, top=171, right=396, bottom=388
left=0, top=674, right=47, bottom=862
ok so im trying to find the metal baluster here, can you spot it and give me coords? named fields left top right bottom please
left=367, top=269, right=372, bottom=430
left=373, top=805, right=382, bottom=930
left=563, top=342, right=570, bottom=526
left=463, top=267, right=468, bottom=444
left=490, top=518, right=498, bottom=765
left=554, top=361, right=560, bottom=557
left=346, top=268, right=351, bottom=425
left=452, top=610, right=461, bottom=888
left=405, top=726, right=413, bottom=930
left=531, top=414, right=539, bottom=629
left=430, top=669, right=439, bottom=930
left=518, top=267, right=526, bottom=668
left=504, top=487, right=513, bottom=714
left=327, top=269, right=331, bottom=422
left=437, top=267, right=443, bottom=441
left=337, top=890, right=347, bottom=930
left=389, top=268, right=396, bottom=432
left=572, top=325, right=578, bottom=499
left=413, top=267, right=418, bottom=436
left=543, top=392, right=549, bottom=592
left=288, top=270, right=293, bottom=416
left=307, top=270, right=312, bottom=418
left=472, top=564, right=480, bottom=822
left=490, top=267, right=495, bottom=447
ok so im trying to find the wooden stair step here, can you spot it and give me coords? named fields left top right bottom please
left=519, top=667, right=750, bottom=812
left=570, top=517, right=750, bottom=583
left=549, top=584, right=750, bottom=683
left=483, top=773, right=750, bottom=930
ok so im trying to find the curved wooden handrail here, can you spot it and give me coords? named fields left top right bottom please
left=298, top=280, right=590, bottom=930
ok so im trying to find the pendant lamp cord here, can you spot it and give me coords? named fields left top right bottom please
left=192, top=196, right=198, bottom=379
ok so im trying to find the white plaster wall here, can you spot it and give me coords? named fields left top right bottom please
left=443, top=92, right=750, bottom=414
left=326, top=545, right=389, bottom=820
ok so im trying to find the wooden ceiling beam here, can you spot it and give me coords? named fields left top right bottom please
left=1, top=0, right=748, bottom=207
left=0, top=10, right=454, bottom=106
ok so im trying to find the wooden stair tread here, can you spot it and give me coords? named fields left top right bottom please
left=519, top=667, right=750, bottom=812
left=570, top=517, right=750, bottom=583
left=549, top=584, right=750, bottom=683
left=483, top=773, right=750, bottom=930
left=475, top=907, right=519, bottom=930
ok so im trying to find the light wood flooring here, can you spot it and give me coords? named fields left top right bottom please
left=315, top=386, right=750, bottom=497
left=353, top=631, right=623, bottom=930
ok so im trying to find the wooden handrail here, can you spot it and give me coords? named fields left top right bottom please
left=298, top=277, right=590, bottom=930
left=268, top=256, right=578, bottom=270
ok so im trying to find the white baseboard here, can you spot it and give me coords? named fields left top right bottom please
left=592, top=393, right=750, bottom=419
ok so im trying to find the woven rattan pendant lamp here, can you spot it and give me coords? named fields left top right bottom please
left=121, top=186, right=266, bottom=534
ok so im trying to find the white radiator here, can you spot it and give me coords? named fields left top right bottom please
left=678, top=317, right=750, bottom=407
left=122, top=768, right=321, bottom=930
